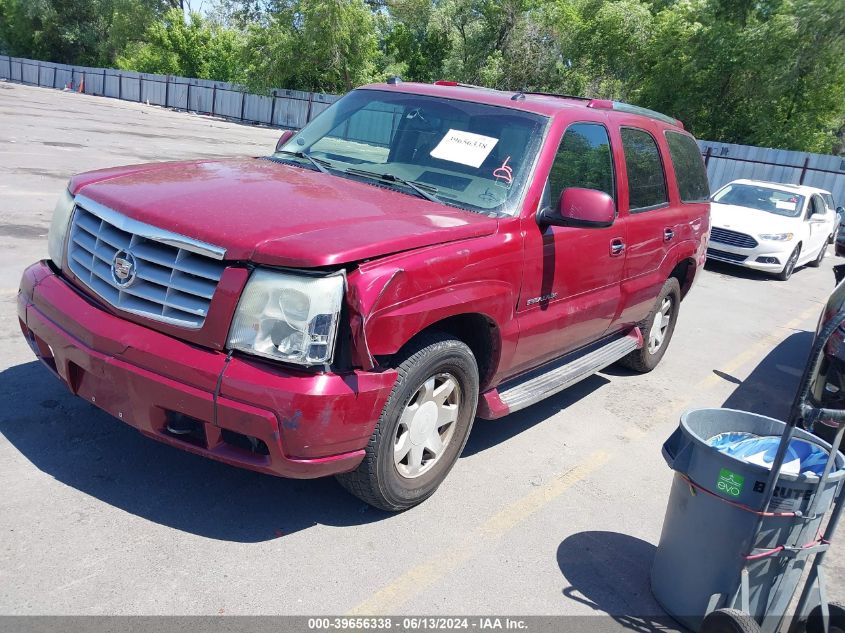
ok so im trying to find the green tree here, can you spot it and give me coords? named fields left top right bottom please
left=0, top=0, right=172, bottom=66
left=117, top=8, right=246, bottom=82
left=242, top=0, right=380, bottom=93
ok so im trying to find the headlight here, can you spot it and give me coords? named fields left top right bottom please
left=47, top=188, right=76, bottom=269
left=227, top=269, right=344, bottom=366
left=758, top=232, right=794, bottom=241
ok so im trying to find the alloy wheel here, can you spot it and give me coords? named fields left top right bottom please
left=393, top=373, right=461, bottom=478
left=648, top=296, right=673, bottom=354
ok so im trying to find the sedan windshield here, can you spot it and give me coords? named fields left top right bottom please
left=275, top=89, right=547, bottom=215
left=712, top=183, right=805, bottom=218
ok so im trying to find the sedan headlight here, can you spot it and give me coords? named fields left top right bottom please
left=47, top=188, right=76, bottom=269
left=227, top=269, right=344, bottom=366
left=759, top=232, right=794, bottom=241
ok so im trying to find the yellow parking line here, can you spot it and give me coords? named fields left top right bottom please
left=348, top=302, right=822, bottom=614
left=347, top=451, right=612, bottom=616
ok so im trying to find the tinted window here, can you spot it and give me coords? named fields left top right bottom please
left=545, top=123, right=614, bottom=208
left=822, top=193, right=834, bottom=209
left=665, top=131, right=709, bottom=202
left=621, top=127, right=668, bottom=211
left=809, top=195, right=825, bottom=219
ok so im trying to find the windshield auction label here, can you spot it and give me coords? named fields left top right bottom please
left=430, top=129, right=499, bottom=168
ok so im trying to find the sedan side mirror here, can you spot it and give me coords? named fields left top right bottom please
left=537, top=187, right=615, bottom=229
left=275, top=129, right=296, bottom=152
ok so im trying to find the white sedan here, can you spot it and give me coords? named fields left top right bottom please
left=706, top=179, right=836, bottom=280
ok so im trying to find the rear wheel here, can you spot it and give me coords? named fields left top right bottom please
left=618, top=277, right=681, bottom=373
left=336, top=332, right=479, bottom=511
left=700, top=609, right=762, bottom=633
left=777, top=245, right=801, bottom=280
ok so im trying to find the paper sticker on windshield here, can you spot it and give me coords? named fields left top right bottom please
left=430, top=129, right=499, bottom=168
left=775, top=200, right=797, bottom=211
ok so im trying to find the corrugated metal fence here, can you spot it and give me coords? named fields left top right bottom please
left=697, top=142, right=845, bottom=207
left=0, top=55, right=340, bottom=129
left=3, top=55, right=844, bottom=204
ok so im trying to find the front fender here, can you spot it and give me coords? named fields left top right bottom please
left=364, top=280, right=516, bottom=358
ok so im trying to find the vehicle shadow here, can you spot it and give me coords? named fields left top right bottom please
left=0, top=360, right=392, bottom=543
left=720, top=331, right=813, bottom=419
left=704, top=259, right=781, bottom=282
left=0, top=360, right=610, bottom=542
left=463, top=374, right=610, bottom=456
left=557, top=531, right=682, bottom=632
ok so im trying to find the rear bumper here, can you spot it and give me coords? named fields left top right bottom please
left=18, top=261, right=397, bottom=479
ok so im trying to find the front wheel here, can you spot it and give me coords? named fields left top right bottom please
left=336, top=332, right=479, bottom=511
left=777, top=245, right=801, bottom=280
left=617, top=277, right=681, bottom=373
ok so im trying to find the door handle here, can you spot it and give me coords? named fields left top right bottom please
left=664, top=228, right=675, bottom=241
left=610, top=239, right=625, bottom=256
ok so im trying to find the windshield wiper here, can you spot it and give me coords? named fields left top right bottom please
left=344, top=167, right=441, bottom=204
left=275, top=150, right=332, bottom=174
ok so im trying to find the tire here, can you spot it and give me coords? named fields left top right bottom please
left=336, top=332, right=479, bottom=511
left=777, top=245, right=801, bottom=280
left=808, top=242, right=828, bottom=268
left=700, top=609, right=762, bottom=633
left=807, top=602, right=845, bottom=633
left=617, top=277, right=681, bottom=373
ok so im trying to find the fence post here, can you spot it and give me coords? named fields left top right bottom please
left=799, top=156, right=810, bottom=184
left=240, top=90, right=246, bottom=121
left=211, top=84, right=217, bottom=116
left=164, top=76, right=170, bottom=108
left=52, top=66, right=57, bottom=89
left=704, top=146, right=712, bottom=167
left=270, top=90, right=277, bottom=126
left=118, top=73, right=122, bottom=100
left=186, top=82, right=191, bottom=111
left=70, top=68, right=74, bottom=90
left=306, top=92, right=314, bottom=123
left=102, top=69, right=106, bottom=96
left=37, top=62, right=41, bottom=86
left=139, top=75, right=142, bottom=102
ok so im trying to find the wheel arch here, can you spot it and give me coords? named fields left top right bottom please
left=669, top=257, right=697, bottom=299
left=378, top=313, right=502, bottom=389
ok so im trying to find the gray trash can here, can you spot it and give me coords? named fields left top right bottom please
left=651, top=408, right=845, bottom=632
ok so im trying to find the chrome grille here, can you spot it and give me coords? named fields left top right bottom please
left=710, top=227, right=758, bottom=249
left=67, top=195, right=227, bottom=329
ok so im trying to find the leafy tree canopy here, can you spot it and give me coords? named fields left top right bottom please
left=1, top=0, right=843, bottom=153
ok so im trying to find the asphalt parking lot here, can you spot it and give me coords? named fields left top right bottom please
left=0, top=81, right=842, bottom=623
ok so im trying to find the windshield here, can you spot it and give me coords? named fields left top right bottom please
left=275, top=89, right=547, bottom=215
left=712, top=183, right=805, bottom=218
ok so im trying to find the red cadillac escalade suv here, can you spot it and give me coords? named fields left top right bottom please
left=18, top=81, right=710, bottom=510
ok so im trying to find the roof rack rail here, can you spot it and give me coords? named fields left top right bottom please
left=588, top=99, right=682, bottom=128
left=432, top=80, right=502, bottom=92
left=520, top=91, right=592, bottom=102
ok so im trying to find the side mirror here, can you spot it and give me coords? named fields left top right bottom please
left=275, top=129, right=296, bottom=153
left=537, top=187, right=615, bottom=228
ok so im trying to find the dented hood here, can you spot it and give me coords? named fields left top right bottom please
left=70, top=158, right=498, bottom=267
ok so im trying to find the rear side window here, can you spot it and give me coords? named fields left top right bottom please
left=665, top=131, right=710, bottom=202
left=621, top=127, right=668, bottom=211
left=546, top=122, right=615, bottom=208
